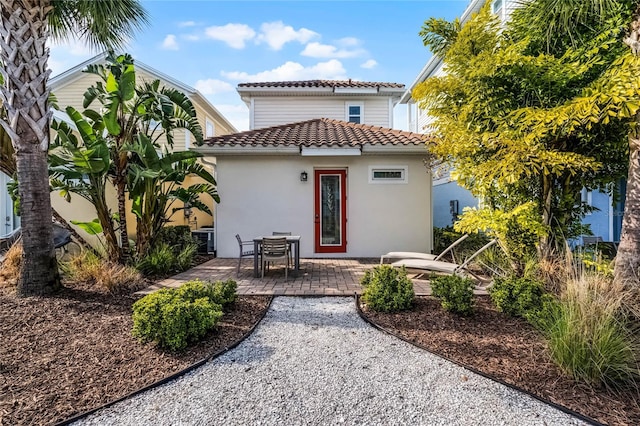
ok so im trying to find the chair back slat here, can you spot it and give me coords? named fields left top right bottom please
left=263, top=237, right=287, bottom=255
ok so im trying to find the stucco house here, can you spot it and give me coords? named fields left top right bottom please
left=0, top=53, right=236, bottom=247
left=196, top=80, right=433, bottom=258
left=400, top=0, right=625, bottom=243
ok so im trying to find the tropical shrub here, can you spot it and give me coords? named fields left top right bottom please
left=62, top=251, right=142, bottom=293
left=361, top=265, right=414, bottom=312
left=489, top=276, right=555, bottom=326
left=430, top=275, right=475, bottom=316
left=156, top=226, right=197, bottom=252
left=0, top=242, right=22, bottom=289
left=542, top=273, right=640, bottom=389
left=136, top=242, right=198, bottom=277
left=132, top=288, right=223, bottom=352
left=176, top=279, right=237, bottom=308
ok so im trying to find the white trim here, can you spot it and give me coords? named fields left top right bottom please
left=581, top=188, right=593, bottom=214
left=302, top=147, right=361, bottom=157
left=368, top=165, right=408, bottom=184
left=345, top=102, right=364, bottom=124
left=185, top=131, right=191, bottom=150
left=334, top=87, right=378, bottom=94
left=609, top=192, right=614, bottom=241
left=361, top=145, right=426, bottom=154
left=250, top=98, right=255, bottom=130
left=433, top=176, right=451, bottom=186
left=388, top=98, right=394, bottom=128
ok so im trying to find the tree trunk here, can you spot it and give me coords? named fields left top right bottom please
left=539, top=174, right=554, bottom=259
left=616, top=14, right=640, bottom=286
left=0, top=0, right=60, bottom=295
left=115, top=176, right=130, bottom=263
left=615, top=110, right=640, bottom=285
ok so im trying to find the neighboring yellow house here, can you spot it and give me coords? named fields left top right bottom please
left=48, top=53, right=237, bottom=251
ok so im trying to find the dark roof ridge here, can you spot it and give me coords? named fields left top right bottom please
left=237, top=80, right=405, bottom=89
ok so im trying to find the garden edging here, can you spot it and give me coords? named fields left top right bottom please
left=55, top=296, right=274, bottom=426
left=354, top=294, right=604, bottom=426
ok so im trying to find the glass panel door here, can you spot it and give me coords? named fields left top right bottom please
left=315, top=169, right=347, bottom=253
left=321, top=175, right=341, bottom=246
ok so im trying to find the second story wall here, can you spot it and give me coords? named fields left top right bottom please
left=252, top=96, right=392, bottom=129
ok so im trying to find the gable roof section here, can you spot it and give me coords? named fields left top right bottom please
left=238, top=80, right=404, bottom=89
left=197, top=118, right=428, bottom=155
left=49, top=52, right=238, bottom=133
left=236, top=79, right=406, bottom=104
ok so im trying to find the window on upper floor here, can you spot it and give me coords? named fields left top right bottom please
left=492, top=0, right=503, bottom=18
left=346, top=103, right=363, bottom=124
left=206, top=119, right=215, bottom=138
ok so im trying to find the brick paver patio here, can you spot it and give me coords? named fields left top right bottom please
left=137, top=257, right=436, bottom=296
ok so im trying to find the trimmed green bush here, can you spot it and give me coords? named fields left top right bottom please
left=489, top=276, right=555, bottom=325
left=132, top=289, right=222, bottom=351
left=430, top=275, right=475, bottom=316
left=361, top=265, right=414, bottom=312
left=176, top=279, right=237, bottom=308
left=131, top=279, right=237, bottom=351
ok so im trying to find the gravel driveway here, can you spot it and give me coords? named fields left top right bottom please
left=78, top=297, right=585, bottom=426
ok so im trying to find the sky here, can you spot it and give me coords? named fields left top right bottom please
left=49, top=1, right=474, bottom=132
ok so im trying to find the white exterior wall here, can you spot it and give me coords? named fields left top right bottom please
left=252, top=97, right=390, bottom=129
left=214, top=154, right=431, bottom=258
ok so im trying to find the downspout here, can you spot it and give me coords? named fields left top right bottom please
left=201, top=157, right=218, bottom=252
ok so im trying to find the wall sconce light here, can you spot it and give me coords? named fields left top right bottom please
left=300, top=171, right=308, bottom=182
left=184, top=202, right=193, bottom=218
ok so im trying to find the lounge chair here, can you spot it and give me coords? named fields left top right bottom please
left=380, top=234, right=469, bottom=264
left=391, top=239, right=498, bottom=281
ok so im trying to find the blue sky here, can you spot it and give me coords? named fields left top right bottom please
left=49, top=1, right=472, bottom=131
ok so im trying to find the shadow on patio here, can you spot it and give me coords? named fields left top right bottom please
left=138, top=257, right=434, bottom=296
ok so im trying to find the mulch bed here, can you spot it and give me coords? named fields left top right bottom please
left=360, top=296, right=640, bottom=426
left=0, top=280, right=271, bottom=426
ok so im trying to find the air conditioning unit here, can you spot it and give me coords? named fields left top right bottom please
left=191, top=227, right=215, bottom=255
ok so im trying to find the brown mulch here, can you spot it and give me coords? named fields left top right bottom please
left=0, top=281, right=271, bottom=426
left=360, top=296, right=640, bottom=426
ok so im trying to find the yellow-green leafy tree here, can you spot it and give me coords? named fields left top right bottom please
left=508, top=0, right=640, bottom=285
left=413, top=4, right=631, bottom=260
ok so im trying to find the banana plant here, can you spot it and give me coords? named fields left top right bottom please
left=80, top=52, right=204, bottom=263
left=126, top=133, right=218, bottom=258
left=49, top=106, right=122, bottom=261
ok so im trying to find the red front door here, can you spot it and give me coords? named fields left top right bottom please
left=314, top=169, right=347, bottom=253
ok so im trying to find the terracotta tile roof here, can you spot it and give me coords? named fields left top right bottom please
left=203, top=118, right=427, bottom=148
left=237, top=80, right=405, bottom=89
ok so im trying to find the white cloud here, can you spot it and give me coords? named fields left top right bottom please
left=300, top=42, right=365, bottom=59
left=256, top=21, right=318, bottom=50
left=221, top=59, right=347, bottom=82
left=48, top=37, right=97, bottom=76
left=194, top=78, right=234, bottom=95
left=205, top=23, right=256, bottom=49
left=337, top=37, right=360, bottom=47
left=161, top=34, right=179, bottom=50
left=360, top=59, right=378, bottom=69
left=183, top=34, right=200, bottom=41
left=178, top=21, right=197, bottom=27
left=215, top=104, right=250, bottom=131
left=49, top=37, right=95, bottom=56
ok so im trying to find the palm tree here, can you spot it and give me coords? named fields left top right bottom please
left=0, top=0, right=148, bottom=296
left=514, top=0, right=640, bottom=284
